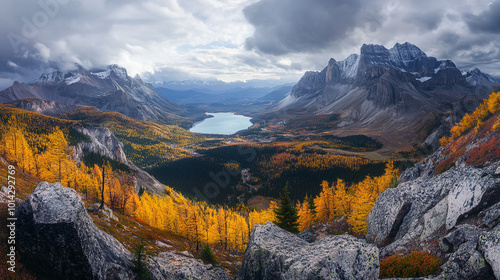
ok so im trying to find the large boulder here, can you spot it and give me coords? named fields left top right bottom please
left=149, top=251, right=233, bottom=280
left=237, top=222, right=379, bottom=280
left=366, top=164, right=500, bottom=256
left=15, top=182, right=134, bottom=280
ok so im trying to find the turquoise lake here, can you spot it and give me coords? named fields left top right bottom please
left=189, top=113, right=253, bottom=135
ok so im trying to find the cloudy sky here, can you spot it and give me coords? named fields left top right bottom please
left=1, top=0, right=500, bottom=90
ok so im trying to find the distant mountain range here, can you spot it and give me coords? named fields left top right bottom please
left=266, top=42, right=499, bottom=150
left=153, top=79, right=294, bottom=92
left=154, top=84, right=293, bottom=104
left=0, top=64, right=182, bottom=121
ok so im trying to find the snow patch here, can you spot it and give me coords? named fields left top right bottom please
left=65, top=75, right=80, bottom=85
left=434, top=61, right=450, bottom=73
left=92, top=65, right=128, bottom=80
left=92, top=70, right=110, bottom=79
left=417, top=77, right=432, bottom=83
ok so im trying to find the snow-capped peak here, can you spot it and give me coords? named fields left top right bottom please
left=434, top=60, right=455, bottom=73
left=37, top=69, right=80, bottom=86
left=389, top=42, right=426, bottom=66
left=339, top=54, right=360, bottom=78
left=462, top=68, right=495, bottom=87
left=91, top=64, right=129, bottom=80
left=108, top=64, right=128, bottom=80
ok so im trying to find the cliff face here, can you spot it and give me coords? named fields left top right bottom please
left=72, top=126, right=166, bottom=195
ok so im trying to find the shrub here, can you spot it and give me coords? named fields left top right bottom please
left=434, top=157, right=455, bottom=175
left=380, top=251, right=441, bottom=278
left=466, top=135, right=500, bottom=166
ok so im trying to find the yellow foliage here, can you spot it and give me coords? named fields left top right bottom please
left=308, top=161, right=399, bottom=234
left=487, top=91, right=500, bottom=114
left=443, top=92, right=500, bottom=146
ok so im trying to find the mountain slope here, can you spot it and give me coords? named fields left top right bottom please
left=5, top=99, right=201, bottom=168
left=0, top=64, right=182, bottom=122
left=267, top=42, right=497, bottom=151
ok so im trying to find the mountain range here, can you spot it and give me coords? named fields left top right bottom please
left=265, top=42, right=499, bottom=150
left=1, top=42, right=499, bottom=152
left=0, top=64, right=181, bottom=121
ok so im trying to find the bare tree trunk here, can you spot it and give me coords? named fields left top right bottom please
left=99, top=162, right=105, bottom=210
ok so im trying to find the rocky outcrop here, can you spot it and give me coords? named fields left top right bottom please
left=10, top=98, right=78, bottom=116
left=438, top=227, right=493, bottom=280
left=74, top=126, right=128, bottom=164
left=366, top=164, right=500, bottom=256
left=366, top=141, right=500, bottom=279
left=149, top=251, right=233, bottom=280
left=72, top=126, right=166, bottom=195
left=15, top=182, right=135, bottom=280
left=237, top=222, right=379, bottom=280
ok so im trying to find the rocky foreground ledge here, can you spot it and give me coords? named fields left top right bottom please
left=237, top=222, right=379, bottom=280
left=14, top=182, right=232, bottom=280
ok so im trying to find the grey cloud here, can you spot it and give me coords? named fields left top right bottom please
left=243, top=0, right=373, bottom=55
left=465, top=0, right=500, bottom=34
left=439, top=32, right=460, bottom=45
left=406, top=10, right=443, bottom=32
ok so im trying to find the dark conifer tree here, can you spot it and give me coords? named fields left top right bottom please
left=274, top=182, right=300, bottom=233
left=307, top=194, right=317, bottom=228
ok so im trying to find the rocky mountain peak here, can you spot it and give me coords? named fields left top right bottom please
left=360, top=43, right=390, bottom=56
left=463, top=67, right=495, bottom=87
left=106, top=64, right=128, bottom=81
left=37, top=69, right=77, bottom=86
left=90, top=64, right=129, bottom=82
left=359, top=42, right=430, bottom=71
left=389, top=42, right=427, bottom=65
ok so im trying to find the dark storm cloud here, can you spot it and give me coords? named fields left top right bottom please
left=0, top=0, right=199, bottom=85
left=465, top=0, right=500, bottom=34
left=243, top=0, right=376, bottom=55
